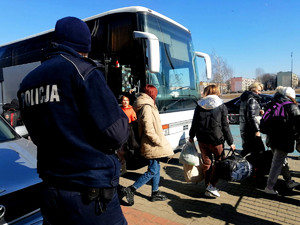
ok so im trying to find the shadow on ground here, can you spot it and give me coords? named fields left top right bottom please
left=166, top=192, right=282, bottom=225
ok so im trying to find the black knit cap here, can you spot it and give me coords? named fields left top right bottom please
left=54, top=16, right=91, bottom=53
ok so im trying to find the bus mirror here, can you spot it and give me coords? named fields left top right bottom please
left=195, top=52, right=212, bottom=79
left=134, top=31, right=160, bottom=73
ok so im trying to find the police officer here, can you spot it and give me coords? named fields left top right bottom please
left=18, top=17, right=129, bottom=225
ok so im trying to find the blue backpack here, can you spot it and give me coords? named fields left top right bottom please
left=259, top=101, right=292, bottom=135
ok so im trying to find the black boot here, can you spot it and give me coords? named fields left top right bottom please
left=151, top=190, right=168, bottom=202
left=117, top=185, right=125, bottom=201
left=123, top=186, right=135, bottom=206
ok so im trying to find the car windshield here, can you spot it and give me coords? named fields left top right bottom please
left=0, top=117, right=18, bottom=142
left=295, top=95, right=300, bottom=104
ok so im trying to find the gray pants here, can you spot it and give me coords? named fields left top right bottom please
left=267, top=148, right=291, bottom=189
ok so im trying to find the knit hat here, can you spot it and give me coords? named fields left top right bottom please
left=55, top=16, right=91, bottom=53
left=284, top=87, right=296, bottom=99
left=144, top=84, right=158, bottom=102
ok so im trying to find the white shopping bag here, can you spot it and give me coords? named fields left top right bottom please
left=179, top=141, right=200, bottom=166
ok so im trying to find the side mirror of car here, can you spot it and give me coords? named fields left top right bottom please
left=15, top=125, right=29, bottom=138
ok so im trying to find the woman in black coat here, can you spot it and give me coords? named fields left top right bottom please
left=239, top=82, right=265, bottom=157
left=189, top=85, right=236, bottom=198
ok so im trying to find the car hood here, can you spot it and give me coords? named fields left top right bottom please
left=0, top=138, right=41, bottom=196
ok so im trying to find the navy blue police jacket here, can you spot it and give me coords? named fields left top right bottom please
left=17, top=44, right=129, bottom=189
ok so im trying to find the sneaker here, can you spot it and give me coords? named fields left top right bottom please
left=204, top=191, right=215, bottom=197
left=286, top=180, right=300, bottom=189
left=151, top=190, right=168, bottom=202
left=263, top=187, right=278, bottom=195
left=123, top=186, right=135, bottom=206
left=206, top=184, right=220, bottom=197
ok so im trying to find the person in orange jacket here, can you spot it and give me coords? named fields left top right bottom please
left=121, top=95, right=137, bottom=123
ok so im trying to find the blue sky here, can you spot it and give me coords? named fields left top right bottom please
left=1, top=0, right=299, bottom=79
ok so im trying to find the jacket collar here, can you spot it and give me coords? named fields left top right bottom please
left=44, top=42, right=83, bottom=61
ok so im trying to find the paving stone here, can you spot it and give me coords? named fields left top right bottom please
left=120, top=152, right=300, bottom=225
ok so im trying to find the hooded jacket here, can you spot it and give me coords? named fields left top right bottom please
left=18, top=44, right=129, bottom=188
left=239, top=91, right=262, bottom=138
left=266, top=92, right=300, bottom=152
left=121, top=105, right=137, bottom=123
left=133, top=93, right=174, bottom=159
left=189, top=95, right=233, bottom=146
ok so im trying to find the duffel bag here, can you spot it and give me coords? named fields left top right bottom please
left=216, top=149, right=252, bottom=181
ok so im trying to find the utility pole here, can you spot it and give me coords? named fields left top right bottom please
left=291, top=52, right=293, bottom=88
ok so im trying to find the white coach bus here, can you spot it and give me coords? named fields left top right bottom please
left=0, top=6, right=211, bottom=150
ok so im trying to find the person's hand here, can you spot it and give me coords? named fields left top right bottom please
left=255, top=131, right=261, bottom=137
left=116, top=148, right=126, bottom=163
left=260, top=109, right=264, bottom=115
left=230, top=144, right=236, bottom=151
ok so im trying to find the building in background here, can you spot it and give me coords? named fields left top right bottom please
left=230, top=77, right=255, bottom=92
left=199, top=81, right=228, bottom=94
left=200, top=72, right=299, bottom=94
left=277, top=71, right=298, bottom=89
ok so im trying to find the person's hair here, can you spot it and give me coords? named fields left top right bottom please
left=275, top=86, right=284, bottom=94
left=144, top=84, right=158, bottom=103
left=120, top=95, right=130, bottom=103
left=286, top=96, right=298, bottom=105
left=249, top=82, right=263, bottom=92
left=203, top=84, right=220, bottom=97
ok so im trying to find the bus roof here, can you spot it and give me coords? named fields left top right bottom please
left=85, top=6, right=190, bottom=33
left=0, top=6, right=190, bottom=48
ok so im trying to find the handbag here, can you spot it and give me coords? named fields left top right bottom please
left=179, top=141, right=200, bottom=166
left=216, top=149, right=252, bottom=181
left=183, top=163, right=204, bottom=183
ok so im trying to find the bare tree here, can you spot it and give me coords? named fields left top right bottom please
left=211, top=52, right=233, bottom=93
left=257, top=73, right=276, bottom=90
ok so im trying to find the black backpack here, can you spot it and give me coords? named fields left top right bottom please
left=2, top=99, right=23, bottom=127
left=127, top=120, right=140, bottom=152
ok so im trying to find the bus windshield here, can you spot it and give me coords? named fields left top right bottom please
left=141, top=14, right=200, bottom=112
